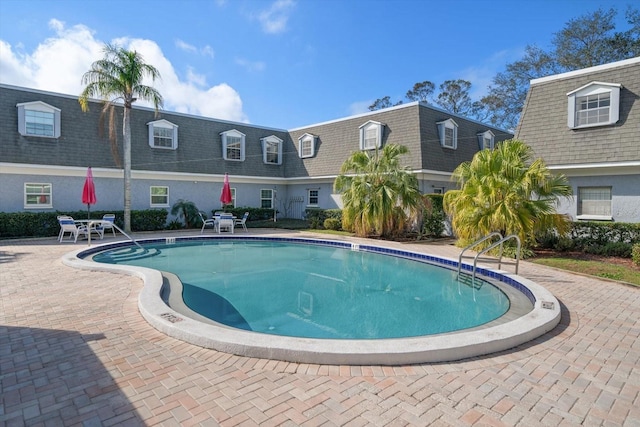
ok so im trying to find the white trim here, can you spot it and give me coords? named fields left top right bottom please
left=359, top=120, right=384, bottom=150
left=147, top=119, right=178, bottom=150
left=566, top=81, right=622, bottom=96
left=531, top=57, right=640, bottom=85
left=261, top=135, right=283, bottom=165
left=567, top=82, right=620, bottom=129
left=437, top=118, right=458, bottom=149
left=298, top=133, right=316, bottom=158
left=150, top=185, right=170, bottom=207
left=220, top=129, right=246, bottom=162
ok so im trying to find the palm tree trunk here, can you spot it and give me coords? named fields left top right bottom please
left=123, top=106, right=132, bottom=233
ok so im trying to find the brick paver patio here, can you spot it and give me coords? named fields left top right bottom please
left=1, top=231, right=638, bottom=426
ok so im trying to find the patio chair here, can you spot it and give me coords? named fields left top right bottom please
left=199, top=211, right=217, bottom=234
left=217, top=213, right=234, bottom=234
left=57, top=216, right=90, bottom=243
left=101, top=214, right=117, bottom=237
left=234, top=212, right=249, bottom=232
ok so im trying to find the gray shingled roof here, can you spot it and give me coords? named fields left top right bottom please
left=516, top=58, right=640, bottom=166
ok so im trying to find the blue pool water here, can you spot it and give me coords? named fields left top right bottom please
left=92, top=239, right=509, bottom=339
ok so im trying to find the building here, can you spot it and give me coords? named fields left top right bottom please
left=516, top=57, right=640, bottom=223
left=0, top=84, right=511, bottom=220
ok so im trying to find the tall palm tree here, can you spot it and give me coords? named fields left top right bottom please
left=79, top=44, right=163, bottom=233
left=443, top=139, right=572, bottom=249
left=334, top=144, right=422, bottom=237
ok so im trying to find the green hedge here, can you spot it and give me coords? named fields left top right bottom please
left=305, top=208, right=342, bottom=229
left=0, top=209, right=168, bottom=239
left=537, top=221, right=640, bottom=258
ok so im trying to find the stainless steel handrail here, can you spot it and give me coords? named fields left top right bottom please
left=86, top=220, right=144, bottom=249
left=457, top=232, right=502, bottom=278
left=472, top=234, right=521, bottom=282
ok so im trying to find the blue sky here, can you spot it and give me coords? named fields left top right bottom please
left=0, top=0, right=633, bottom=129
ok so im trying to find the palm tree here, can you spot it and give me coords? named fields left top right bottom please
left=79, top=44, right=163, bottom=233
left=334, top=144, right=422, bottom=237
left=443, top=139, right=572, bottom=249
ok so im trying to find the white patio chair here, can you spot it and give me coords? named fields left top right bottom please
left=101, top=214, right=116, bottom=237
left=57, top=216, right=90, bottom=243
left=198, top=211, right=217, bottom=234
left=234, top=212, right=249, bottom=232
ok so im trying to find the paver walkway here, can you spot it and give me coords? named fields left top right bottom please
left=1, top=231, right=638, bottom=426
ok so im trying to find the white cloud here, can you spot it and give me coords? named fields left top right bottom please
left=0, top=20, right=246, bottom=122
left=201, top=45, right=215, bottom=58
left=235, top=57, right=266, bottom=73
left=175, top=39, right=215, bottom=58
left=257, top=0, right=296, bottom=34
left=348, top=100, right=372, bottom=116
left=175, top=39, right=197, bottom=53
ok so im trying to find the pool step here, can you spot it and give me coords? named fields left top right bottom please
left=457, top=273, right=484, bottom=290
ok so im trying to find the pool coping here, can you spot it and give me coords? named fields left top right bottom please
left=62, top=235, right=561, bottom=365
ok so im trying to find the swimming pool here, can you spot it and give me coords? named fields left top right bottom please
left=65, top=234, right=561, bottom=365
left=90, top=240, right=510, bottom=339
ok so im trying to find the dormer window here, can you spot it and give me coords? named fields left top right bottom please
left=477, top=130, right=494, bottom=150
left=261, top=135, right=283, bottom=165
left=359, top=120, right=384, bottom=150
left=147, top=119, right=178, bottom=149
left=298, top=133, right=317, bottom=158
left=567, top=82, right=621, bottom=129
left=437, top=119, right=458, bottom=149
left=17, top=101, right=61, bottom=138
left=220, top=129, right=245, bottom=161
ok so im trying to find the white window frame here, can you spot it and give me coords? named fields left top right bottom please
left=298, top=133, right=316, bottom=158
left=150, top=186, right=169, bottom=207
left=432, top=187, right=445, bottom=195
left=17, top=101, right=61, bottom=138
left=308, top=189, right=319, bottom=207
left=437, top=119, right=458, bottom=149
left=220, top=129, right=246, bottom=161
left=260, top=189, right=274, bottom=209
left=261, top=135, right=283, bottom=165
left=477, top=130, right=495, bottom=150
left=577, top=187, right=612, bottom=221
left=24, top=183, right=52, bottom=208
left=147, top=119, right=178, bottom=149
left=359, top=121, right=384, bottom=150
left=567, top=82, right=621, bottom=129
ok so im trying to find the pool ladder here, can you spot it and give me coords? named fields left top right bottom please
left=456, top=233, right=521, bottom=283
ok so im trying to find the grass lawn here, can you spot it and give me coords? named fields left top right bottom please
left=531, top=254, right=640, bottom=286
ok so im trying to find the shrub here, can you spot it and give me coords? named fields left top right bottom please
left=0, top=209, right=168, bottom=239
left=536, top=231, right=558, bottom=249
left=305, top=208, right=342, bottom=229
left=555, top=237, right=575, bottom=252
left=213, top=207, right=274, bottom=221
left=171, top=199, right=199, bottom=228
left=584, top=242, right=632, bottom=258
left=422, top=194, right=446, bottom=237
left=323, top=218, right=341, bottom=230
left=632, top=244, right=640, bottom=266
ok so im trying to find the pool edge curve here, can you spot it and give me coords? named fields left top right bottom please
left=62, top=236, right=561, bottom=366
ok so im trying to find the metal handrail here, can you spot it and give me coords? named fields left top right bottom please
left=457, top=232, right=502, bottom=278
left=472, top=234, right=521, bottom=280
left=86, top=220, right=144, bottom=249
